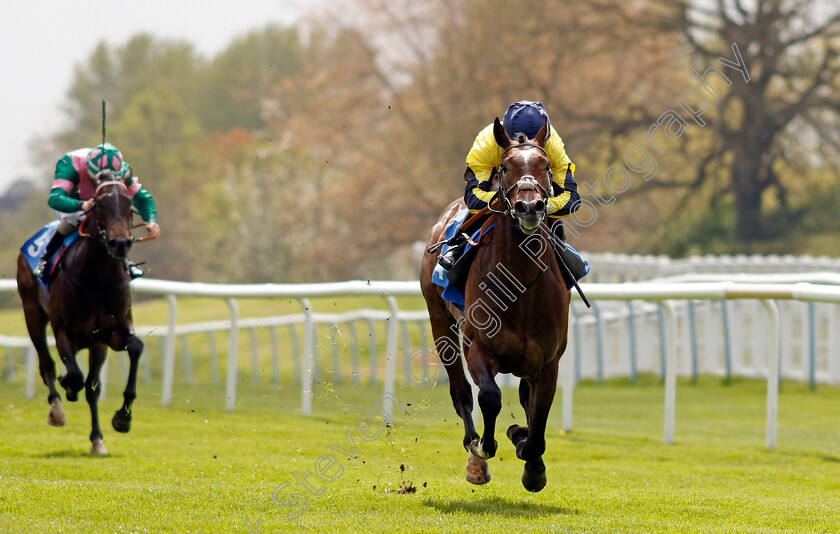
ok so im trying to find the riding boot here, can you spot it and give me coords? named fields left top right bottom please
left=34, top=230, right=66, bottom=282
left=549, top=220, right=588, bottom=281
left=437, top=233, right=469, bottom=270
left=556, top=244, right=588, bottom=281
left=125, top=260, right=144, bottom=280
left=553, top=220, right=566, bottom=242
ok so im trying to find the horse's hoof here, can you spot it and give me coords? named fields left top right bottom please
left=59, top=374, right=83, bottom=401
left=522, top=460, right=546, bottom=493
left=506, top=424, right=528, bottom=445
left=47, top=399, right=66, bottom=426
left=465, top=451, right=491, bottom=485
left=112, top=412, right=131, bottom=433
left=90, top=439, right=108, bottom=456
left=468, top=438, right=497, bottom=460
left=65, top=390, right=78, bottom=402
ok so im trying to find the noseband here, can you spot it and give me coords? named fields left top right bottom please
left=489, top=143, right=553, bottom=220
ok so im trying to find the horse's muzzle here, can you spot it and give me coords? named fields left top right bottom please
left=108, top=237, right=132, bottom=259
left=514, top=199, right=546, bottom=233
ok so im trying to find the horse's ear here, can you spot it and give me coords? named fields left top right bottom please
left=122, top=166, right=133, bottom=185
left=493, top=117, right=510, bottom=150
left=534, top=119, right=549, bottom=147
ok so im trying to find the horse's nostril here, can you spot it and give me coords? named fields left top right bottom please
left=535, top=199, right=546, bottom=214
left=514, top=200, right=528, bottom=216
left=109, top=238, right=132, bottom=256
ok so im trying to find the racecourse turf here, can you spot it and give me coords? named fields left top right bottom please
left=0, top=373, right=838, bottom=533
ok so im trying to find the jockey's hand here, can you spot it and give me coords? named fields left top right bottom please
left=145, top=222, right=161, bottom=240
left=81, top=199, right=95, bottom=212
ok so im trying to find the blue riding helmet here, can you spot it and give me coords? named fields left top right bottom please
left=502, top=101, right=551, bottom=140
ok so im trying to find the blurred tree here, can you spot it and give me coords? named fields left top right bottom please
left=193, top=133, right=320, bottom=282
left=57, top=36, right=202, bottom=157
left=19, top=0, right=840, bottom=286
left=110, top=89, right=206, bottom=280
left=594, top=0, right=840, bottom=241
left=192, top=25, right=304, bottom=133
left=339, top=0, right=687, bottom=257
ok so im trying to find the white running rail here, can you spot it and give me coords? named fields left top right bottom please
left=3, top=277, right=840, bottom=449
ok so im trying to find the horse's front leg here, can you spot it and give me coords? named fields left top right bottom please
left=112, top=333, right=143, bottom=433
left=512, top=359, right=559, bottom=492
left=86, top=344, right=108, bottom=455
left=465, top=340, right=501, bottom=460
left=55, top=331, right=84, bottom=402
left=457, top=340, right=500, bottom=486
left=426, top=309, right=480, bottom=448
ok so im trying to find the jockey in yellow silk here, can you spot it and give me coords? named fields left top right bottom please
left=438, top=101, right=581, bottom=270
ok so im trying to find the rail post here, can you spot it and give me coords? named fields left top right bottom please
left=762, top=299, right=780, bottom=450
left=162, top=294, right=177, bottom=406
left=382, top=296, right=399, bottom=422
left=225, top=298, right=239, bottom=412
left=300, top=298, right=314, bottom=416
left=660, top=300, right=678, bottom=444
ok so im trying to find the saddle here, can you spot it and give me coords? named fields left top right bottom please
left=443, top=208, right=494, bottom=288
left=20, top=221, right=80, bottom=290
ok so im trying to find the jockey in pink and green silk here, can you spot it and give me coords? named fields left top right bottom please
left=33, top=143, right=161, bottom=281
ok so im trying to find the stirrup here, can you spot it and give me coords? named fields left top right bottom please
left=128, top=262, right=144, bottom=280
left=438, top=238, right=468, bottom=270
left=33, top=259, right=49, bottom=281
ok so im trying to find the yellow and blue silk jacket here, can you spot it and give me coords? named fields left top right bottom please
left=464, top=123, right=580, bottom=218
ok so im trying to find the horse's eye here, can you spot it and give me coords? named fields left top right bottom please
left=500, top=164, right=507, bottom=173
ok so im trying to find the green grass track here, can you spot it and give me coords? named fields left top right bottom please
left=1, top=375, right=838, bottom=533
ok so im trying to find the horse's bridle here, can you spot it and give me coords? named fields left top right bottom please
left=79, top=181, right=136, bottom=257
left=488, top=142, right=553, bottom=221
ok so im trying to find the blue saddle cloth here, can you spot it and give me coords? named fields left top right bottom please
left=431, top=209, right=487, bottom=311
left=21, top=221, right=80, bottom=290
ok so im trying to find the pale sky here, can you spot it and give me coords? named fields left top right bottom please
left=0, top=0, right=317, bottom=194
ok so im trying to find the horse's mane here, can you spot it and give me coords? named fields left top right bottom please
left=97, top=169, right=120, bottom=183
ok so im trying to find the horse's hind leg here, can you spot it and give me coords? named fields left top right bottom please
left=506, top=379, right=531, bottom=447
left=112, top=334, right=143, bottom=433
left=20, top=299, right=65, bottom=425
left=86, top=344, right=108, bottom=456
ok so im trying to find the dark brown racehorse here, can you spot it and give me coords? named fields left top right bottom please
left=17, top=170, right=146, bottom=455
left=420, top=119, right=569, bottom=492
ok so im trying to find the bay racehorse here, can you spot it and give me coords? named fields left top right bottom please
left=420, top=119, right=569, bottom=492
left=17, top=169, right=149, bottom=455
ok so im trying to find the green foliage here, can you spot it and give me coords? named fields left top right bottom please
left=193, top=25, right=304, bottom=132
left=6, top=1, right=840, bottom=283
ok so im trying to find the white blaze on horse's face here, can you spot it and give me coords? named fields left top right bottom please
left=505, top=147, right=550, bottom=235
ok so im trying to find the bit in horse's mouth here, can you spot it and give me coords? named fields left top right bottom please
left=518, top=220, right=541, bottom=235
